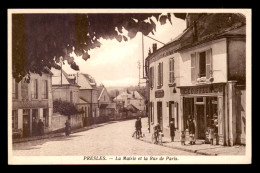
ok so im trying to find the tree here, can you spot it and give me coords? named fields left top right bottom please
left=12, top=13, right=186, bottom=83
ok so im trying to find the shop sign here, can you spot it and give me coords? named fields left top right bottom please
left=155, top=90, right=164, bottom=98
left=13, top=100, right=48, bottom=109
left=180, top=84, right=224, bottom=95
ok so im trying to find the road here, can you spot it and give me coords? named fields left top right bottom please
left=12, top=118, right=198, bottom=156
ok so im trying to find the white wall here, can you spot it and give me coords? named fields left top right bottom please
left=179, top=38, right=228, bottom=86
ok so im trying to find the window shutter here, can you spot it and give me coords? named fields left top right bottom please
left=195, top=52, right=200, bottom=79
left=158, top=63, right=160, bottom=87
left=161, top=62, right=163, bottom=86
left=206, top=48, right=212, bottom=79
left=152, top=67, right=154, bottom=88
left=191, top=53, right=196, bottom=82
left=172, top=59, right=175, bottom=82
left=149, top=67, right=152, bottom=88
left=169, top=59, right=171, bottom=83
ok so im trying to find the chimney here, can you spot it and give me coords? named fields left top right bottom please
left=148, top=48, right=151, bottom=56
left=152, top=43, right=157, bottom=53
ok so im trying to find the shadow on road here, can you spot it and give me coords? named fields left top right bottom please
left=13, top=134, right=83, bottom=150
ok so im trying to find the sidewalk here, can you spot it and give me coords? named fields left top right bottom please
left=139, top=130, right=246, bottom=156
left=12, top=121, right=117, bottom=144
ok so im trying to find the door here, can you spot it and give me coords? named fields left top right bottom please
left=157, top=102, right=163, bottom=130
left=23, top=109, right=30, bottom=137
left=196, top=105, right=206, bottom=139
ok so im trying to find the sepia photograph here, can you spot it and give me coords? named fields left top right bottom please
left=8, top=9, right=251, bottom=164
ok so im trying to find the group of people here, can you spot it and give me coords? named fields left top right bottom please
left=32, top=118, right=45, bottom=136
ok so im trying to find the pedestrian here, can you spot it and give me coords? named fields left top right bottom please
left=32, top=118, right=38, bottom=136
left=153, top=123, right=161, bottom=143
left=38, top=119, right=44, bottom=136
left=180, top=130, right=186, bottom=145
left=208, top=125, right=214, bottom=145
left=132, top=117, right=139, bottom=137
left=187, top=115, right=195, bottom=145
left=65, top=119, right=71, bottom=136
left=169, top=120, right=175, bottom=142
left=139, top=117, right=143, bottom=137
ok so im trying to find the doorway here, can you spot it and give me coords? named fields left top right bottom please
left=196, top=105, right=206, bottom=139
left=157, top=102, right=163, bottom=130
left=23, top=109, right=30, bottom=137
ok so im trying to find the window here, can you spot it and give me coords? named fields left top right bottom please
left=199, top=52, right=206, bottom=77
left=12, top=79, right=18, bottom=99
left=70, top=91, right=73, bottom=103
left=32, top=109, right=38, bottom=121
left=149, top=67, right=154, bottom=88
left=31, top=79, right=38, bottom=99
left=169, top=58, right=175, bottom=84
left=43, top=109, right=49, bottom=127
left=191, top=49, right=212, bottom=82
left=157, top=62, right=163, bottom=88
left=12, top=110, right=18, bottom=129
left=42, top=80, right=48, bottom=99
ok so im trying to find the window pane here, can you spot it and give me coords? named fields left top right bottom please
left=199, top=52, right=206, bottom=77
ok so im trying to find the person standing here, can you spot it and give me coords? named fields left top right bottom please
left=169, top=120, right=175, bottom=142
left=32, top=118, right=38, bottom=136
left=187, top=115, right=195, bottom=145
left=38, top=119, right=44, bottom=136
left=208, top=125, right=214, bottom=145
left=65, top=119, right=71, bottom=136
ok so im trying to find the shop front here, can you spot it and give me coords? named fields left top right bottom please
left=179, top=83, right=226, bottom=145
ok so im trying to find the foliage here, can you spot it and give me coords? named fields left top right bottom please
left=12, top=13, right=186, bottom=82
left=53, top=99, right=78, bottom=116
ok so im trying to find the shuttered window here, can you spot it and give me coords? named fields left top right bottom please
left=42, top=80, right=48, bottom=99
left=206, top=48, right=213, bottom=79
left=191, top=49, right=213, bottom=82
left=157, top=62, right=163, bottom=87
left=191, top=53, right=196, bottom=82
left=31, top=79, right=38, bottom=99
left=149, top=67, right=154, bottom=88
left=169, top=58, right=175, bottom=84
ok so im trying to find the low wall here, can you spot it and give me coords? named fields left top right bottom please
left=51, top=113, right=83, bottom=132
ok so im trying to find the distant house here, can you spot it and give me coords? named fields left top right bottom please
left=97, top=85, right=116, bottom=120
left=113, top=90, right=145, bottom=114
left=77, top=73, right=99, bottom=124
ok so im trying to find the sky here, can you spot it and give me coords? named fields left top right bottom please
left=63, top=15, right=186, bottom=87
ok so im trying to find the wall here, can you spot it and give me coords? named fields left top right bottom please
left=51, top=113, right=83, bottom=131
left=228, top=38, right=246, bottom=85
left=52, top=85, right=79, bottom=104
left=179, top=38, right=228, bottom=86
left=149, top=51, right=181, bottom=137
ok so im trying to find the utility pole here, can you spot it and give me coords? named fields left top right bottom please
left=137, top=60, right=141, bottom=88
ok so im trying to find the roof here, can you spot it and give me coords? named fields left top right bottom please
left=51, top=68, right=80, bottom=86
left=113, top=90, right=144, bottom=101
left=78, top=98, right=89, bottom=104
left=146, top=13, right=246, bottom=60
left=77, top=73, right=96, bottom=90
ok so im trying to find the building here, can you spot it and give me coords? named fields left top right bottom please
left=113, top=90, right=145, bottom=118
left=51, top=68, right=83, bottom=130
left=52, top=68, right=80, bottom=104
left=146, top=13, right=246, bottom=146
left=77, top=73, right=99, bottom=124
left=145, top=35, right=182, bottom=139
left=12, top=68, right=53, bottom=138
left=97, top=84, right=116, bottom=120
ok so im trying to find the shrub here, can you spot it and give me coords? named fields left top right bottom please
left=53, top=99, right=78, bottom=117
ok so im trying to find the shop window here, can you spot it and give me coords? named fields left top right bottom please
left=12, top=110, right=18, bottom=129
left=12, top=79, right=18, bottom=99
left=42, top=80, right=48, bottom=99
left=31, top=79, right=38, bottom=99
left=32, top=109, right=38, bottom=121
left=169, top=58, right=175, bottom=84
left=43, top=109, right=49, bottom=127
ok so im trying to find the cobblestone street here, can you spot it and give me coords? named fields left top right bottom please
left=12, top=118, right=199, bottom=156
